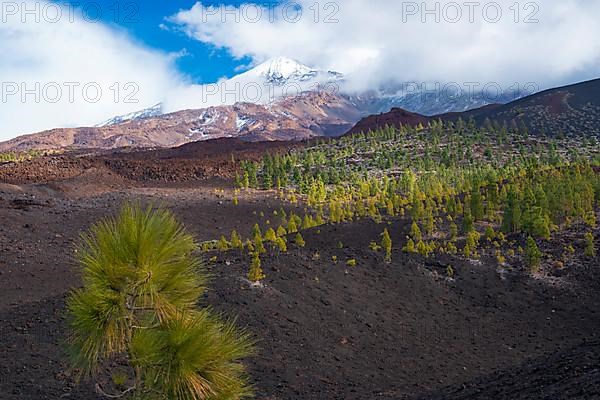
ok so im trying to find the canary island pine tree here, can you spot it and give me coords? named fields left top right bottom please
left=276, top=225, right=287, bottom=237
left=248, top=252, right=265, bottom=283
left=381, top=228, right=392, bottom=263
left=66, top=204, right=253, bottom=400
left=410, top=222, right=422, bottom=242
left=584, top=232, right=596, bottom=258
left=403, top=238, right=416, bottom=253
left=230, top=230, right=243, bottom=251
left=216, top=235, right=231, bottom=251
left=264, top=228, right=277, bottom=243
left=275, top=237, right=288, bottom=253
left=294, top=233, right=306, bottom=248
left=525, top=236, right=543, bottom=273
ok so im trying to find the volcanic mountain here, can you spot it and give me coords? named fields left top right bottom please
left=99, top=57, right=521, bottom=129
left=0, top=57, right=528, bottom=151
left=161, top=57, right=345, bottom=114
left=467, top=78, right=600, bottom=136
left=0, top=91, right=362, bottom=152
left=348, top=78, right=600, bottom=137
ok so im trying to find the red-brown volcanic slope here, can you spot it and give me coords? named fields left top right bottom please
left=348, top=78, right=600, bottom=137
left=348, top=107, right=433, bottom=134
left=0, top=92, right=362, bottom=152
left=0, top=138, right=302, bottom=186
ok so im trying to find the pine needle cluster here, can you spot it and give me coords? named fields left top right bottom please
left=67, top=204, right=254, bottom=399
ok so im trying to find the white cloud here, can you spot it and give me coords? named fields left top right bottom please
left=0, top=1, right=183, bottom=141
left=3, top=0, right=599, bottom=141
left=169, top=0, right=600, bottom=93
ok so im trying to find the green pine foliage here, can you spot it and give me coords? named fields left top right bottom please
left=294, top=233, right=306, bottom=248
left=584, top=232, right=596, bottom=257
left=253, top=234, right=266, bottom=255
left=463, top=207, right=475, bottom=233
left=287, top=218, right=298, bottom=234
left=275, top=237, right=288, bottom=253
left=525, top=236, right=543, bottom=273
left=403, top=238, right=416, bottom=253
left=410, top=222, right=422, bottom=242
left=248, top=252, right=265, bottom=283
left=381, top=228, right=392, bottom=263
left=264, top=227, right=277, bottom=243
left=216, top=235, right=230, bottom=251
left=470, top=187, right=484, bottom=221
left=230, top=230, right=243, bottom=251
left=463, top=231, right=480, bottom=258
left=276, top=225, right=287, bottom=237
left=449, top=222, right=458, bottom=241
left=66, top=204, right=253, bottom=399
left=251, top=223, right=262, bottom=239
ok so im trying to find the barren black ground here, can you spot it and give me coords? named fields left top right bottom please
left=1, top=171, right=599, bottom=399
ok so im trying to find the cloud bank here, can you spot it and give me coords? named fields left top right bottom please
left=2, top=0, right=599, bottom=141
left=0, top=1, right=182, bottom=141
left=170, top=0, right=600, bottom=92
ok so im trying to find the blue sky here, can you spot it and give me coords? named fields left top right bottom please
left=57, top=0, right=261, bottom=83
left=48, top=0, right=600, bottom=89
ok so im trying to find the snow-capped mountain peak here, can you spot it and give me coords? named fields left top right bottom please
left=251, top=57, right=317, bottom=84
left=94, top=56, right=524, bottom=128
left=238, top=57, right=342, bottom=86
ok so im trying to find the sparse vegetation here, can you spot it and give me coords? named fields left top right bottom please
left=0, top=149, right=52, bottom=163
left=230, top=122, right=598, bottom=275
left=2, top=111, right=600, bottom=400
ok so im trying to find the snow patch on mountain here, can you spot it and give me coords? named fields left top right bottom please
left=236, top=115, right=253, bottom=130
left=188, top=127, right=206, bottom=138
left=96, top=103, right=163, bottom=127
left=197, top=111, right=218, bottom=126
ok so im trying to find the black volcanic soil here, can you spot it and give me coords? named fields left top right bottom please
left=1, top=159, right=599, bottom=399
left=1, top=186, right=599, bottom=399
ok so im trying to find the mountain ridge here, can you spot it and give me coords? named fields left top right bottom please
left=0, top=91, right=361, bottom=152
left=348, top=78, right=600, bottom=137
left=0, top=57, right=534, bottom=151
